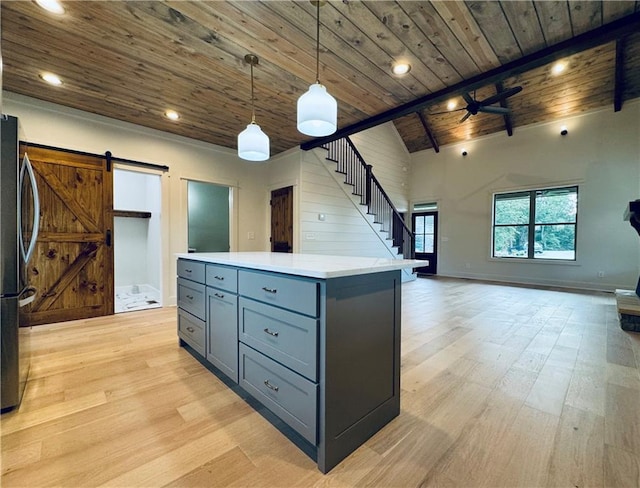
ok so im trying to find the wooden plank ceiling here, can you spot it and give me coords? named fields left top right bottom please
left=2, top=1, right=640, bottom=156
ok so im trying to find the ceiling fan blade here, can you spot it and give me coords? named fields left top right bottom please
left=461, top=92, right=475, bottom=105
left=479, top=86, right=523, bottom=106
left=478, top=106, right=511, bottom=115
left=459, top=111, right=472, bottom=123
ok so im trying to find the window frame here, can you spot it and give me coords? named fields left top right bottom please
left=491, top=185, right=579, bottom=261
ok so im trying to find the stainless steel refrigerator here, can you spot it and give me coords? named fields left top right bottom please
left=1, top=114, right=40, bottom=412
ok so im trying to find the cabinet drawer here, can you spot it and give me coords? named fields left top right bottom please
left=178, top=309, right=205, bottom=356
left=239, top=344, right=317, bottom=444
left=239, top=297, right=318, bottom=381
left=178, top=259, right=205, bottom=284
left=206, top=264, right=238, bottom=293
left=238, top=270, right=318, bottom=317
left=177, top=277, right=205, bottom=320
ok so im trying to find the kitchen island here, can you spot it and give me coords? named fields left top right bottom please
left=175, top=252, right=419, bottom=473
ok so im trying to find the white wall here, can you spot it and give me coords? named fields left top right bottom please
left=350, top=121, right=411, bottom=212
left=4, top=92, right=271, bottom=305
left=410, top=100, right=640, bottom=291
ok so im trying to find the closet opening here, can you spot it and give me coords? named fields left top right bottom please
left=113, top=167, right=163, bottom=313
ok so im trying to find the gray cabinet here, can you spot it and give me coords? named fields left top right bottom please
left=206, top=266, right=238, bottom=382
left=177, top=257, right=402, bottom=474
left=239, top=343, right=317, bottom=444
left=238, top=269, right=318, bottom=316
left=176, top=261, right=206, bottom=355
left=177, top=260, right=238, bottom=382
left=177, top=308, right=205, bottom=356
left=237, top=271, right=320, bottom=443
left=239, top=297, right=318, bottom=381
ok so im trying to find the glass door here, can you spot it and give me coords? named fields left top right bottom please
left=413, top=211, right=438, bottom=275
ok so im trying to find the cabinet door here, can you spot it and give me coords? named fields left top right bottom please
left=206, top=287, right=238, bottom=383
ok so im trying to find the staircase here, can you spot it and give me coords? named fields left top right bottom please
left=320, top=137, right=415, bottom=261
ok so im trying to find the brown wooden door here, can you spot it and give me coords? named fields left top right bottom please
left=21, top=145, right=114, bottom=325
left=270, top=186, right=293, bottom=253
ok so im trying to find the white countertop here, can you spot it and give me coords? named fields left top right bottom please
left=176, top=252, right=422, bottom=279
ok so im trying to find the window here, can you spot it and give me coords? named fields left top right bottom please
left=492, top=186, right=578, bottom=260
left=414, top=214, right=435, bottom=253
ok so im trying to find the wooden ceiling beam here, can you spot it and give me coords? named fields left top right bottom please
left=416, top=112, right=440, bottom=153
left=301, top=11, right=640, bottom=151
left=614, top=38, right=626, bottom=112
left=495, top=82, right=514, bottom=137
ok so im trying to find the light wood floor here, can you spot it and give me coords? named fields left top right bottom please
left=2, top=277, right=639, bottom=487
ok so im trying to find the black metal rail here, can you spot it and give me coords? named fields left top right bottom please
left=321, top=137, right=414, bottom=259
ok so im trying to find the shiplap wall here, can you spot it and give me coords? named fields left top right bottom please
left=272, top=121, right=412, bottom=258
left=350, top=122, right=411, bottom=212
left=298, top=148, right=398, bottom=258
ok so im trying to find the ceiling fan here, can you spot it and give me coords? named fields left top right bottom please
left=435, top=85, right=523, bottom=123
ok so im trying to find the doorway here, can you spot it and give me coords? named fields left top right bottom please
left=270, top=186, right=293, bottom=253
left=187, top=181, right=230, bottom=253
left=113, top=168, right=162, bottom=313
left=413, top=210, right=438, bottom=275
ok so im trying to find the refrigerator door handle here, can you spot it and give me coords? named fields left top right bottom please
left=18, top=286, right=37, bottom=308
left=19, top=153, right=40, bottom=264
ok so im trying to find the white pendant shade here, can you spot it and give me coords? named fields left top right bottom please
left=297, top=83, right=337, bottom=137
left=238, top=122, right=269, bottom=162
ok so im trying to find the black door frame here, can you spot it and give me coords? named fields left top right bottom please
left=412, top=210, right=438, bottom=275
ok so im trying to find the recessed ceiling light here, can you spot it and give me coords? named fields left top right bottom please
left=447, top=99, right=457, bottom=111
left=35, top=0, right=65, bottom=14
left=551, top=61, right=567, bottom=75
left=39, top=72, right=63, bottom=86
left=392, top=62, right=411, bottom=76
left=164, top=110, right=180, bottom=121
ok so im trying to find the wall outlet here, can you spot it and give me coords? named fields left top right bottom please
left=247, top=231, right=255, bottom=240
left=305, top=232, right=316, bottom=240
left=597, top=271, right=604, bottom=278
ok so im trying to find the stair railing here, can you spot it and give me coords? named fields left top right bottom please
left=321, top=137, right=415, bottom=259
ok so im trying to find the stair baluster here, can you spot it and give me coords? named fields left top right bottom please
left=321, top=137, right=414, bottom=259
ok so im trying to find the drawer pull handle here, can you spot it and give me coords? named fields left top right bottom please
left=214, top=293, right=225, bottom=299
left=186, top=327, right=195, bottom=333
left=264, top=380, right=279, bottom=392
left=263, top=328, right=279, bottom=337
left=185, top=269, right=192, bottom=273
left=214, top=275, right=225, bottom=281
left=186, top=294, right=194, bottom=300
left=262, top=287, right=277, bottom=294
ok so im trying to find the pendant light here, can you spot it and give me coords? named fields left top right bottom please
left=297, top=0, right=337, bottom=137
left=238, top=54, right=270, bottom=162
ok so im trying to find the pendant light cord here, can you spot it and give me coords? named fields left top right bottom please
left=250, top=60, right=256, bottom=124
left=315, top=0, right=320, bottom=83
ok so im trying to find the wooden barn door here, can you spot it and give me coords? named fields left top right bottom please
left=21, top=145, right=114, bottom=325
left=270, top=186, right=293, bottom=253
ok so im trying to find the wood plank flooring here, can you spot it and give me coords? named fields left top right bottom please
left=2, top=277, right=639, bottom=487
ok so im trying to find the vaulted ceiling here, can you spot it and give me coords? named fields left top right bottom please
left=2, top=1, right=640, bottom=156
